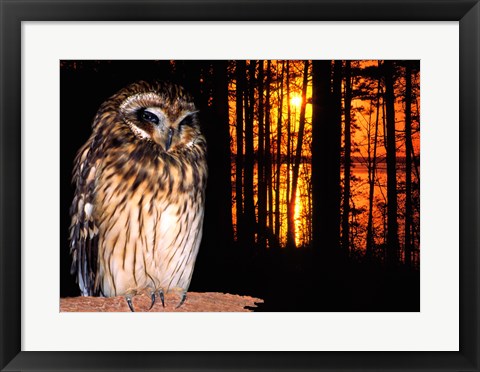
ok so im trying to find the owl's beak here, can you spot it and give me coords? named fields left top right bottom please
left=166, top=127, right=174, bottom=151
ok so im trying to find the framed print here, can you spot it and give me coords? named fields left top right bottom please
left=1, top=0, right=479, bottom=371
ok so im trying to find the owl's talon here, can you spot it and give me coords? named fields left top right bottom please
left=149, top=293, right=156, bottom=310
left=126, top=297, right=135, bottom=312
left=176, top=292, right=187, bottom=309
left=159, top=290, right=165, bottom=307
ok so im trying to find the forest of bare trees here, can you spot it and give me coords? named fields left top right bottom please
left=225, top=60, right=420, bottom=267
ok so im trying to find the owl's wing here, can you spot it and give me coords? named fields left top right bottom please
left=69, top=138, right=101, bottom=296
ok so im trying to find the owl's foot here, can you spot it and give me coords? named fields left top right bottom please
left=175, top=291, right=187, bottom=309
left=125, top=296, right=135, bottom=312
left=147, top=289, right=165, bottom=310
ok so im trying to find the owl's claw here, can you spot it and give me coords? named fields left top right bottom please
left=159, top=289, right=165, bottom=307
left=149, top=293, right=156, bottom=310
left=126, top=297, right=135, bottom=312
left=176, top=292, right=187, bottom=309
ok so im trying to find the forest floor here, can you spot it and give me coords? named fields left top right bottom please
left=191, top=246, right=420, bottom=312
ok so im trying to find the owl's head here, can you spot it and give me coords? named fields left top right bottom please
left=107, top=81, right=201, bottom=152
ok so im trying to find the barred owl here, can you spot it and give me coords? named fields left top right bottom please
left=68, top=81, right=207, bottom=311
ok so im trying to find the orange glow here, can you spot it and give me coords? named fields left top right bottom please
left=228, top=60, right=420, bottom=261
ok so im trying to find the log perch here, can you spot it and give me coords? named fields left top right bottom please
left=60, top=292, right=263, bottom=312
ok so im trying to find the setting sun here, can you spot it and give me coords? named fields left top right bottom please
left=290, top=95, right=302, bottom=107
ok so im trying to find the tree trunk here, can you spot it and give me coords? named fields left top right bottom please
left=384, top=60, right=399, bottom=267
left=209, top=61, right=233, bottom=245
left=331, top=60, right=343, bottom=257
left=366, top=67, right=382, bottom=259
left=235, top=60, right=245, bottom=243
left=341, top=61, right=351, bottom=257
left=265, top=61, right=274, bottom=247
left=287, top=60, right=309, bottom=249
left=285, top=61, right=293, bottom=248
left=257, top=61, right=267, bottom=248
left=244, top=60, right=256, bottom=247
left=404, top=62, right=413, bottom=267
left=274, top=62, right=285, bottom=245
left=312, top=60, right=342, bottom=260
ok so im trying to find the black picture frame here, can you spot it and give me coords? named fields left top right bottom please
left=1, top=0, right=478, bottom=371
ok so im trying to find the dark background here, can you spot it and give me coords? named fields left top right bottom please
left=60, top=60, right=419, bottom=311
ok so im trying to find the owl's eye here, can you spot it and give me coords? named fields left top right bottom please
left=138, top=110, right=159, bottom=125
left=179, top=114, right=194, bottom=128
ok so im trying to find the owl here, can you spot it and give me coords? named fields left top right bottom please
left=68, top=81, right=207, bottom=311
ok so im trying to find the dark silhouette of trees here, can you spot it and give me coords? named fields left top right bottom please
left=209, top=61, right=233, bottom=245
left=342, top=60, right=352, bottom=257
left=244, top=61, right=256, bottom=247
left=265, top=61, right=274, bottom=246
left=404, top=61, right=413, bottom=267
left=312, top=60, right=342, bottom=260
left=285, top=61, right=293, bottom=247
left=257, top=61, right=267, bottom=248
left=331, top=61, right=343, bottom=257
left=274, top=61, right=285, bottom=243
left=287, top=60, right=309, bottom=249
left=235, top=60, right=245, bottom=243
left=366, top=63, right=382, bottom=259
left=384, top=60, right=400, bottom=267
